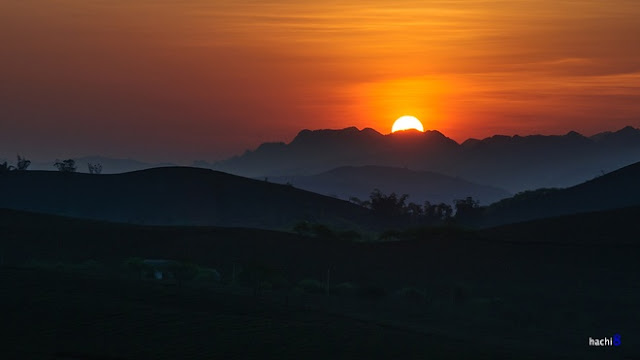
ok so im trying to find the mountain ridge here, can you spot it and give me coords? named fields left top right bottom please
left=208, top=125, right=640, bottom=193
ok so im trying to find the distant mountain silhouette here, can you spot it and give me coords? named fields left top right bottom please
left=480, top=160, right=640, bottom=227
left=269, top=165, right=511, bottom=205
left=29, top=156, right=177, bottom=174
left=0, top=167, right=371, bottom=230
left=207, top=126, right=640, bottom=193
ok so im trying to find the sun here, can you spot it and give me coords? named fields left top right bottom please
left=392, top=115, right=424, bottom=133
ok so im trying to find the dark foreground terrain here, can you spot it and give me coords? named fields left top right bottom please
left=2, top=267, right=504, bottom=360
left=1, top=208, right=639, bottom=359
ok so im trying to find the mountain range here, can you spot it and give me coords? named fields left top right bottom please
left=207, top=126, right=640, bottom=193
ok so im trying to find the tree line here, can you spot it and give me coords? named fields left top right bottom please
left=0, top=155, right=31, bottom=172
left=0, top=155, right=102, bottom=174
left=350, top=189, right=483, bottom=225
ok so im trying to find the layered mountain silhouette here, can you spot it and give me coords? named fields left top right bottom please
left=208, top=126, right=640, bottom=193
left=0, top=167, right=371, bottom=231
left=479, top=160, right=640, bottom=227
left=269, top=165, right=511, bottom=205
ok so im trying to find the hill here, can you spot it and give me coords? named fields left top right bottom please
left=269, top=165, right=511, bottom=205
left=0, top=167, right=371, bottom=231
left=480, top=160, right=640, bottom=227
left=207, top=126, right=640, bottom=193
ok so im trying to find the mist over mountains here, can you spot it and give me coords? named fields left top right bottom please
left=207, top=126, right=640, bottom=193
left=269, top=166, right=511, bottom=206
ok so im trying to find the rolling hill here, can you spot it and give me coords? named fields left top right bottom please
left=0, top=167, right=372, bottom=231
left=480, top=160, right=640, bottom=227
left=269, top=165, right=511, bottom=206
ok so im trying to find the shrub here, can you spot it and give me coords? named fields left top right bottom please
left=54, top=159, right=77, bottom=172
left=16, top=155, right=31, bottom=170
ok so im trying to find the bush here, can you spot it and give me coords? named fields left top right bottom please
left=54, top=159, right=77, bottom=172
left=16, top=155, right=31, bottom=170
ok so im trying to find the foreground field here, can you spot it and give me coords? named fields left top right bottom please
left=1, top=209, right=639, bottom=359
left=2, top=267, right=511, bottom=360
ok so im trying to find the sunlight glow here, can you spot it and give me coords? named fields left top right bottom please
left=392, top=116, right=424, bottom=133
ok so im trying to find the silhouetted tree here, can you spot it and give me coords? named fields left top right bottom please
left=0, top=161, right=14, bottom=173
left=406, top=202, right=424, bottom=222
left=87, top=162, right=102, bottom=174
left=423, top=201, right=453, bottom=222
left=454, top=196, right=482, bottom=223
left=54, top=159, right=76, bottom=172
left=16, top=155, right=31, bottom=170
left=436, top=203, right=453, bottom=220
left=369, top=188, right=409, bottom=217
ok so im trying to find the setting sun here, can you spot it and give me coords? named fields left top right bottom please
left=392, top=116, right=424, bottom=133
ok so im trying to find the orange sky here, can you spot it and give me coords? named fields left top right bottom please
left=1, top=0, right=640, bottom=162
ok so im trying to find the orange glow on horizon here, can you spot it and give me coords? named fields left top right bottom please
left=2, top=0, right=640, bottom=160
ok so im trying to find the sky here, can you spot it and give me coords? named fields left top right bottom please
left=2, top=0, right=640, bottom=163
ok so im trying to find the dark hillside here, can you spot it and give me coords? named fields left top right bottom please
left=1, top=209, right=638, bottom=359
left=0, top=167, right=372, bottom=231
left=481, top=160, right=640, bottom=227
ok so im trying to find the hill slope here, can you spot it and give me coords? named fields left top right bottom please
left=481, top=160, right=640, bottom=226
left=269, top=165, right=511, bottom=205
left=0, top=167, right=371, bottom=231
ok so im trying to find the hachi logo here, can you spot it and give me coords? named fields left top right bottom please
left=589, top=334, right=621, bottom=347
